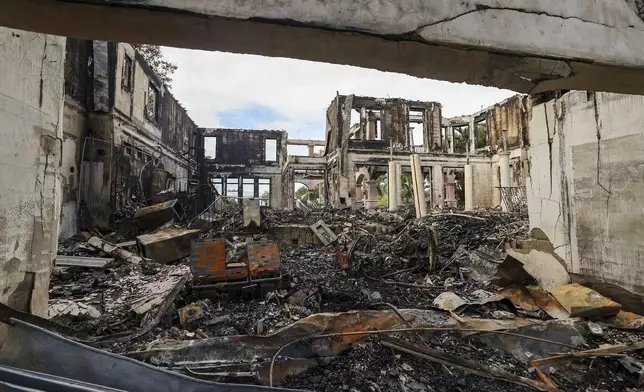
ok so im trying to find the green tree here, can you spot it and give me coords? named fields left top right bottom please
left=134, top=44, right=178, bottom=87
left=295, top=185, right=320, bottom=201
left=295, top=186, right=308, bottom=200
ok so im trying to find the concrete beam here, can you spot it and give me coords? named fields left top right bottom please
left=287, top=139, right=326, bottom=146
left=3, top=1, right=644, bottom=93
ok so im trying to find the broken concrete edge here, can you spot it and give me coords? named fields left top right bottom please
left=503, top=238, right=571, bottom=291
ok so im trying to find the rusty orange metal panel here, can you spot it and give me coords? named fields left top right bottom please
left=191, top=239, right=227, bottom=282
left=226, top=262, right=249, bottom=281
left=247, top=242, right=280, bottom=279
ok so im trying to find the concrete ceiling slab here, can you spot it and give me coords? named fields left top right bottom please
left=3, top=0, right=644, bottom=94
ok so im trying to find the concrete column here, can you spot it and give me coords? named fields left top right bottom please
left=492, top=163, right=501, bottom=207
left=444, top=171, right=457, bottom=207
left=355, top=184, right=364, bottom=208
left=447, top=125, right=454, bottom=153
left=464, top=164, right=474, bottom=211
left=499, top=151, right=511, bottom=211
left=307, top=144, right=314, bottom=157
left=395, top=163, right=402, bottom=207
left=0, top=28, right=65, bottom=341
left=365, top=180, right=379, bottom=210
left=410, top=154, right=427, bottom=217
left=432, top=165, right=444, bottom=208
left=388, top=161, right=399, bottom=211
left=468, top=118, right=476, bottom=153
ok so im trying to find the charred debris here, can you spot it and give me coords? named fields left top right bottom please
left=4, top=199, right=644, bottom=392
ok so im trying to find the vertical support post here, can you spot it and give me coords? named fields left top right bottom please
left=447, top=125, right=454, bottom=153
left=395, top=163, right=402, bottom=207
left=499, top=152, right=511, bottom=211
left=307, top=144, right=314, bottom=157
left=464, top=164, right=474, bottom=211
left=388, top=161, right=398, bottom=211
left=432, top=164, right=444, bottom=209
left=410, top=154, right=427, bottom=218
left=499, top=129, right=511, bottom=211
left=468, top=117, right=476, bottom=153
left=365, top=180, right=379, bottom=210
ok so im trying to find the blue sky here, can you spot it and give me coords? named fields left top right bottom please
left=218, top=104, right=288, bottom=129
left=163, top=48, right=515, bottom=142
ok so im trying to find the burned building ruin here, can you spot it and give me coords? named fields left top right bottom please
left=3, top=2, right=644, bottom=389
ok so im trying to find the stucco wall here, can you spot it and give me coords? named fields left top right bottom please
left=0, top=28, right=65, bottom=330
left=472, top=162, right=494, bottom=208
left=528, top=91, right=644, bottom=294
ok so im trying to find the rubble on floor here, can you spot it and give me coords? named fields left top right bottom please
left=13, top=203, right=644, bottom=391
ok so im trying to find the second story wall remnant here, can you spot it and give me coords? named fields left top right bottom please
left=326, top=95, right=443, bottom=154
left=445, top=95, right=531, bottom=154
left=63, top=39, right=199, bottom=231
left=197, top=128, right=288, bottom=208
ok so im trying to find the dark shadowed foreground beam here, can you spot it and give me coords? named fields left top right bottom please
left=3, top=0, right=644, bottom=94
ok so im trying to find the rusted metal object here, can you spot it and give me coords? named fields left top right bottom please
left=610, top=311, right=644, bottom=330
left=191, top=239, right=281, bottom=295
left=549, top=283, right=622, bottom=319
left=499, top=286, right=570, bottom=319
left=134, top=199, right=185, bottom=230
left=136, top=228, right=200, bottom=264
left=335, top=243, right=349, bottom=270
left=247, top=241, right=280, bottom=279
left=192, top=239, right=228, bottom=283
left=0, top=319, right=303, bottom=392
left=128, top=309, right=536, bottom=385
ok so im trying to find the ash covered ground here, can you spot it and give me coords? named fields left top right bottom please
left=49, top=207, right=644, bottom=392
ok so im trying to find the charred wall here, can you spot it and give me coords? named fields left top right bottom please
left=158, top=91, right=197, bottom=155
left=485, top=95, right=531, bottom=150
left=64, top=38, right=92, bottom=107
left=201, top=128, right=286, bottom=166
left=326, top=95, right=443, bottom=153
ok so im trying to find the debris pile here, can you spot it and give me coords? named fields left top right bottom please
left=2, top=201, right=644, bottom=392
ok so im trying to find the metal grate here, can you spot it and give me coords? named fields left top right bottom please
left=498, top=186, right=527, bottom=214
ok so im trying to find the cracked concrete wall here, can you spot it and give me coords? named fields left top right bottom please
left=0, top=28, right=65, bottom=340
left=5, top=1, right=644, bottom=94
left=528, top=91, right=644, bottom=295
left=59, top=100, right=86, bottom=239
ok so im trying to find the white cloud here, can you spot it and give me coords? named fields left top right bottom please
left=163, top=48, right=516, bottom=140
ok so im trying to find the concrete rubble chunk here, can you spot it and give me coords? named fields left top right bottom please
left=243, top=198, right=261, bottom=228
left=87, top=236, right=143, bottom=264
left=310, top=220, right=337, bottom=246
left=492, top=310, right=516, bottom=320
left=178, top=302, right=205, bottom=326
left=55, top=255, right=113, bottom=268
left=549, top=283, right=622, bottom=319
left=503, top=239, right=571, bottom=291
left=433, top=292, right=467, bottom=312
left=49, top=299, right=101, bottom=319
